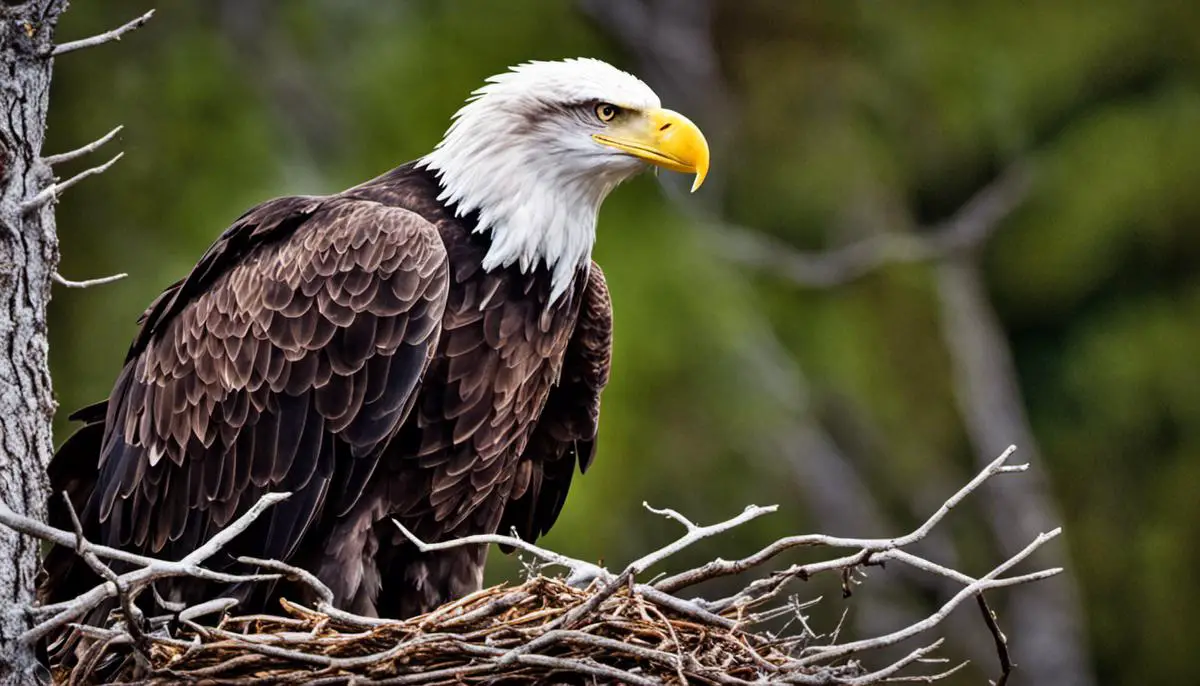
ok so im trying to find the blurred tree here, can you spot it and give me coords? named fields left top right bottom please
left=43, top=2, right=1200, bottom=684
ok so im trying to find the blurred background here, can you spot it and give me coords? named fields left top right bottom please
left=45, top=2, right=1200, bottom=684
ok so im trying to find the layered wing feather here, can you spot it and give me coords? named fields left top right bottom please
left=56, top=196, right=448, bottom=587
left=498, top=265, right=612, bottom=544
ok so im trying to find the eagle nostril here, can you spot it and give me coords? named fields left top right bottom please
left=659, top=123, right=672, bottom=131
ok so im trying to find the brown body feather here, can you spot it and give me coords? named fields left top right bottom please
left=39, top=163, right=611, bottom=627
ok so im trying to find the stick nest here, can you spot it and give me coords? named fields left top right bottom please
left=73, top=577, right=863, bottom=685
left=0, top=447, right=1060, bottom=685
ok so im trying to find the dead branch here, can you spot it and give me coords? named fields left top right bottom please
left=706, top=162, right=1031, bottom=288
left=655, top=447, right=1022, bottom=596
left=20, top=153, right=124, bottom=213
left=5, top=492, right=290, bottom=645
left=43, top=125, right=123, bottom=166
left=52, top=271, right=128, bottom=288
left=51, top=10, right=154, bottom=56
left=976, top=593, right=1012, bottom=686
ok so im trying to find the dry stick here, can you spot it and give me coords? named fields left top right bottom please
left=51, top=10, right=155, bottom=56
left=15, top=509, right=283, bottom=616
left=883, top=661, right=970, bottom=684
left=839, top=640, right=955, bottom=686
left=20, top=153, right=124, bottom=213
left=512, top=653, right=659, bottom=686
left=52, top=271, right=128, bottom=288
left=393, top=501, right=777, bottom=598
left=725, top=536, right=992, bottom=617
left=393, top=518, right=610, bottom=584
left=977, top=593, right=1013, bottom=686
left=627, top=502, right=776, bottom=577
left=658, top=446, right=1022, bottom=595
left=44, top=125, right=123, bottom=166
left=59, top=492, right=150, bottom=659
left=436, top=591, right=533, bottom=629
left=794, top=531, right=1063, bottom=668
left=19, top=492, right=291, bottom=644
left=236, top=556, right=393, bottom=628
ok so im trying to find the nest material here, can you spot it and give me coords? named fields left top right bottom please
left=9, top=448, right=1059, bottom=685
left=65, top=577, right=860, bottom=685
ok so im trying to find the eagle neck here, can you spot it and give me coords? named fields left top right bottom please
left=419, top=151, right=613, bottom=305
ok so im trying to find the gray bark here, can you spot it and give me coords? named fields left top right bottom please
left=0, top=1, right=67, bottom=682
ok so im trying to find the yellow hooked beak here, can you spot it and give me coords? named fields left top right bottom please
left=592, top=108, right=710, bottom=192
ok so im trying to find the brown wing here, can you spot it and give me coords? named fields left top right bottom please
left=498, top=264, right=612, bottom=544
left=55, top=196, right=448, bottom=582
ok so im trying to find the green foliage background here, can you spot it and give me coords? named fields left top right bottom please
left=44, top=2, right=1199, bottom=683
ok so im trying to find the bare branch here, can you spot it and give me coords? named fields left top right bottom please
left=52, top=271, right=128, bottom=288
left=977, top=593, right=1013, bottom=686
left=393, top=518, right=610, bottom=584
left=59, top=492, right=150, bottom=654
left=43, top=125, right=123, bottom=166
left=708, top=163, right=1031, bottom=288
left=841, top=639, right=945, bottom=685
left=795, top=530, right=1063, bottom=667
left=656, top=446, right=1021, bottom=594
left=20, top=152, right=124, bottom=213
left=236, top=556, right=392, bottom=628
left=15, top=492, right=290, bottom=644
left=52, top=10, right=155, bottom=56
left=643, top=500, right=699, bottom=530
left=625, top=503, right=776, bottom=576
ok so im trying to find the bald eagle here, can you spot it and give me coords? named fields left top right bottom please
left=39, top=58, right=709, bottom=626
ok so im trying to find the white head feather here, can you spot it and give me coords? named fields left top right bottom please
left=420, top=58, right=662, bottom=303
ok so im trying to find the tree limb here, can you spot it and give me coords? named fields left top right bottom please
left=52, top=271, right=128, bottom=288
left=21, top=152, right=123, bottom=213
left=51, top=10, right=154, bottom=56
left=708, top=163, right=1032, bottom=288
left=43, top=125, right=122, bottom=166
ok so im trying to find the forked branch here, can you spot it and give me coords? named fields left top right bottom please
left=21, top=153, right=124, bottom=213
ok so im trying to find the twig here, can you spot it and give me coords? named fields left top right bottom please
left=237, top=555, right=392, bottom=628
left=0, top=499, right=272, bottom=612
left=657, top=446, right=1021, bottom=595
left=515, top=653, right=659, bottom=686
left=626, top=503, right=777, bottom=577
left=795, top=530, right=1063, bottom=666
left=44, top=125, right=123, bottom=166
left=19, top=492, right=290, bottom=644
left=977, top=593, right=1013, bottom=686
left=52, top=271, right=128, bottom=288
left=21, top=153, right=123, bottom=213
left=393, top=519, right=611, bottom=584
left=52, top=10, right=155, bottom=56
left=840, top=639, right=945, bottom=685
left=59, top=492, right=150, bottom=655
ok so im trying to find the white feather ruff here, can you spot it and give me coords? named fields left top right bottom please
left=420, top=58, right=661, bottom=303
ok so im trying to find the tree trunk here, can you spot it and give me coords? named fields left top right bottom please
left=0, top=1, right=67, bottom=682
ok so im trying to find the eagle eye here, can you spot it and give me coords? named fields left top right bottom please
left=595, top=103, right=619, bottom=123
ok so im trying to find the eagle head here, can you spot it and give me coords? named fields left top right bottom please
left=420, top=58, right=710, bottom=302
